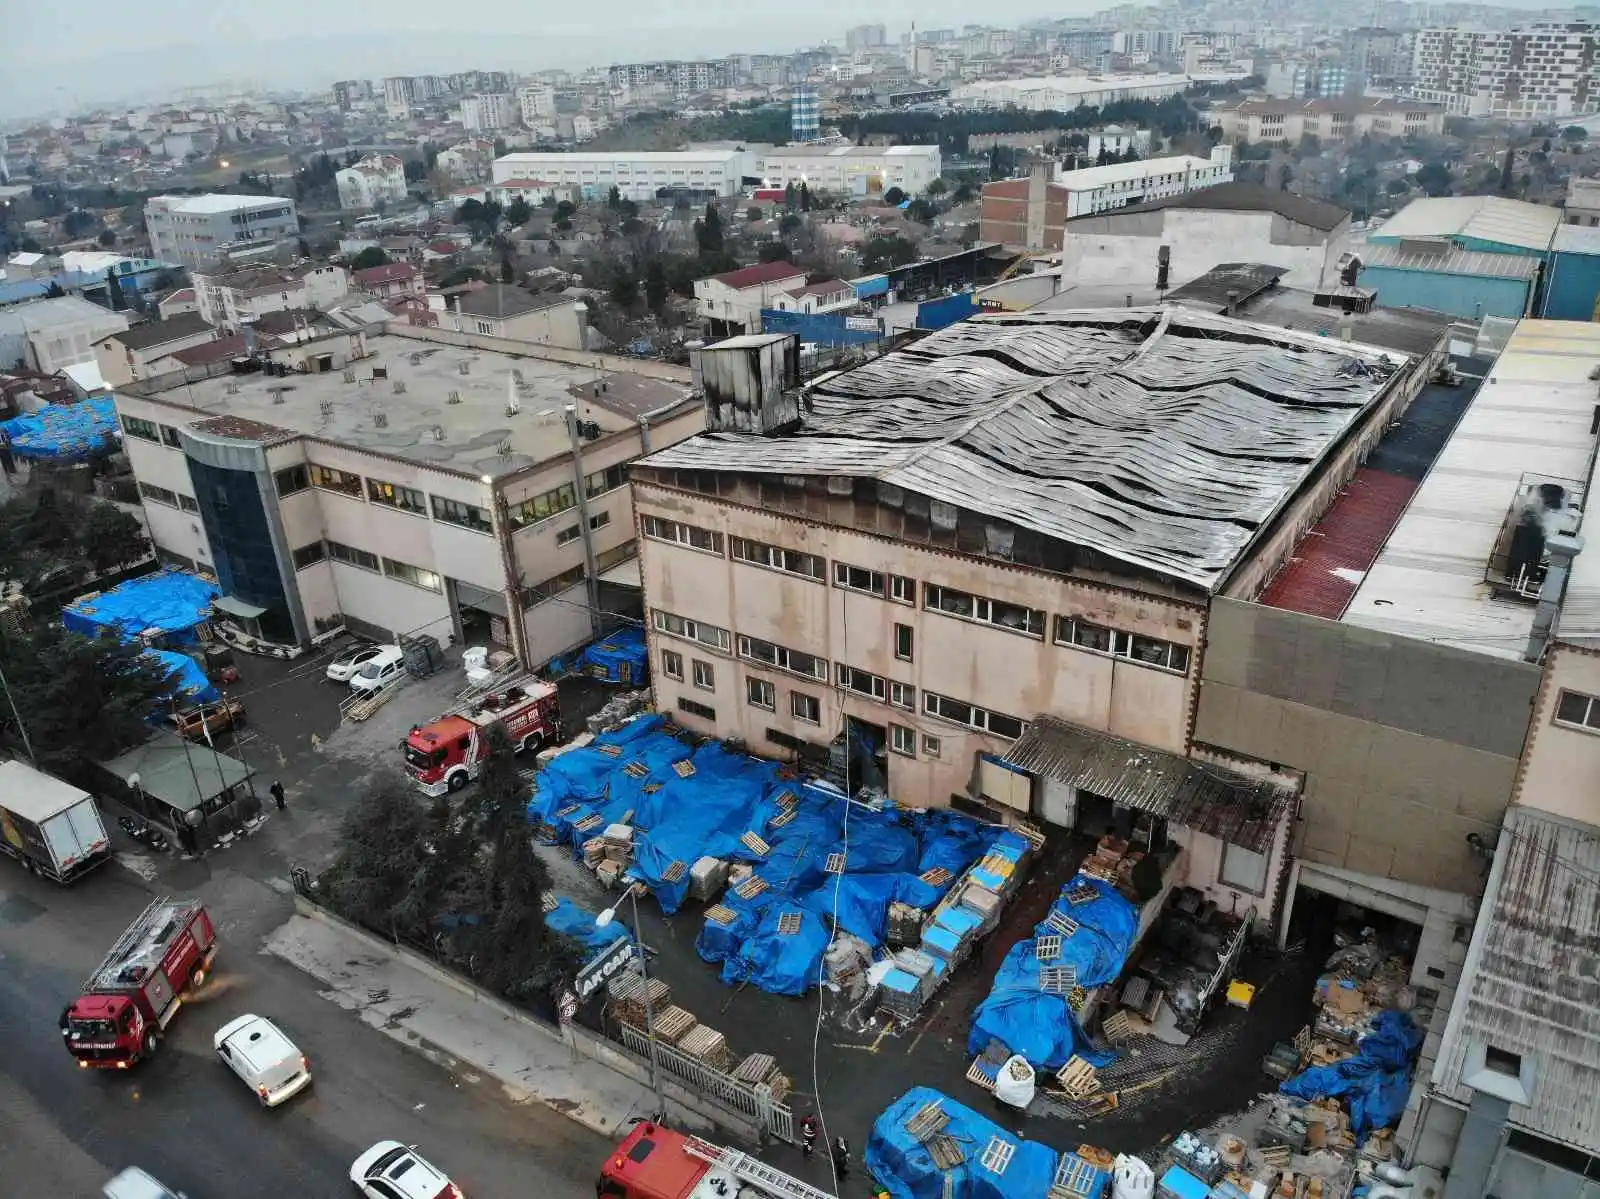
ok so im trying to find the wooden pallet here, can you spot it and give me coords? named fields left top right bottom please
left=920, top=867, right=953, bottom=888
left=905, top=1100, right=950, bottom=1140
left=741, top=831, right=771, bottom=856
left=1035, top=934, right=1063, bottom=961
left=731, top=1052, right=778, bottom=1085
left=595, top=744, right=623, bottom=757
left=541, top=892, right=560, bottom=913
left=672, top=759, right=697, bottom=778
left=677, top=1024, right=732, bottom=1069
left=775, top=789, right=798, bottom=808
left=1065, top=884, right=1101, bottom=906
left=641, top=781, right=663, bottom=794
left=1014, top=821, right=1047, bottom=852
left=928, top=1135, right=966, bottom=1170
left=824, top=852, right=847, bottom=874
left=1055, top=1056, right=1100, bottom=1099
left=662, top=861, right=688, bottom=883
left=623, top=761, right=649, bottom=778
left=555, top=804, right=581, bottom=819
left=1255, top=1144, right=1291, bottom=1169
left=733, top=876, right=769, bottom=900
left=768, top=807, right=798, bottom=829
left=705, top=904, right=737, bottom=925
left=1101, top=1009, right=1137, bottom=1044
left=1079, top=859, right=1119, bottom=883
left=574, top=814, right=604, bottom=834
left=1044, top=910, right=1080, bottom=936
left=652, top=1005, right=697, bottom=1045
left=965, top=1057, right=998, bottom=1092
left=1049, top=1156, right=1101, bottom=1199
left=776, top=911, right=803, bottom=935
left=1039, top=965, right=1078, bottom=994
left=980, top=1137, right=1016, bottom=1176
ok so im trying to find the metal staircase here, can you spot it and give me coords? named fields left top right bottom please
left=683, top=1137, right=837, bottom=1199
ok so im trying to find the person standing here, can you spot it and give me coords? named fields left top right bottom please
left=270, top=780, right=286, bottom=811
left=831, top=1137, right=850, bottom=1180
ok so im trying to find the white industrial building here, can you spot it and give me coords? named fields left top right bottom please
left=1056, top=145, right=1234, bottom=218
left=746, top=144, right=943, bottom=197
left=336, top=154, right=409, bottom=211
left=493, top=149, right=745, bottom=200
left=144, top=193, right=300, bottom=271
left=950, top=73, right=1196, bottom=112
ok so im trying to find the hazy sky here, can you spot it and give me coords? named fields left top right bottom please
left=2, top=0, right=1571, bottom=116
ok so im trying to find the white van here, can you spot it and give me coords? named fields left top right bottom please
left=214, top=1013, right=313, bottom=1107
left=103, top=1167, right=185, bottom=1199
left=347, top=646, right=407, bottom=694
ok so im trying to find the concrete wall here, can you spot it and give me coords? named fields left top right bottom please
left=635, top=479, right=1203, bottom=807
left=1361, top=265, right=1531, bottom=321
left=1540, top=249, right=1600, bottom=321
left=1510, top=641, right=1600, bottom=824
left=1195, top=598, right=1538, bottom=894
left=1059, top=208, right=1344, bottom=290
left=115, top=395, right=214, bottom=572
left=383, top=321, right=693, bottom=385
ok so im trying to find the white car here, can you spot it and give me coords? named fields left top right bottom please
left=214, top=1013, right=312, bottom=1107
left=103, top=1168, right=186, bottom=1199
left=326, top=643, right=396, bottom=683
left=347, top=646, right=408, bottom=695
left=350, top=1142, right=463, bottom=1199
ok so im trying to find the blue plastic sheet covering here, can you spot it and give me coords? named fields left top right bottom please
left=916, top=292, right=977, bottom=331
left=62, top=568, right=220, bottom=644
left=576, top=627, right=648, bottom=684
left=868, top=1088, right=1070, bottom=1199
left=1280, top=1010, right=1423, bottom=1138
left=544, top=896, right=632, bottom=963
left=528, top=718, right=1000, bottom=996
left=0, top=396, right=121, bottom=460
left=147, top=649, right=222, bottom=705
left=967, top=875, right=1139, bottom=1070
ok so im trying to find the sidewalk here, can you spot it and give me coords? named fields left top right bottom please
left=265, top=910, right=662, bottom=1138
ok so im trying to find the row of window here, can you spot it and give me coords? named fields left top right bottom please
left=300, top=537, right=442, bottom=592
left=556, top=511, right=611, bottom=546
left=509, top=464, right=627, bottom=529
left=275, top=463, right=494, bottom=534
left=123, top=415, right=184, bottom=448
left=139, top=481, right=198, bottom=512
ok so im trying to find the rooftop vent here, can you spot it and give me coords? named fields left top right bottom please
left=224, top=381, right=240, bottom=396
left=343, top=368, right=356, bottom=383
left=447, top=389, right=462, bottom=405
left=1486, top=474, right=1585, bottom=600
left=495, top=438, right=512, bottom=455
left=430, top=423, right=445, bottom=441
left=372, top=366, right=387, bottom=380
left=319, top=399, right=334, bottom=417
left=393, top=380, right=406, bottom=394
left=458, top=360, right=470, bottom=375
left=269, top=386, right=285, bottom=405
left=373, top=410, right=388, bottom=428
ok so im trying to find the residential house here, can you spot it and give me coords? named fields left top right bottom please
left=768, top=278, right=856, bottom=315
left=92, top=312, right=219, bottom=387
left=693, top=261, right=806, bottom=337
left=336, top=154, right=409, bottom=211
left=352, top=262, right=424, bottom=301
left=4, top=251, right=51, bottom=280
left=434, top=139, right=496, bottom=183
left=192, top=264, right=351, bottom=332
left=446, top=284, right=588, bottom=349
left=0, top=296, right=130, bottom=374
left=157, top=288, right=198, bottom=318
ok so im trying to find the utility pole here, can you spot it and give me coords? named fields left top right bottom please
left=566, top=404, right=603, bottom=638
left=0, top=658, right=35, bottom=765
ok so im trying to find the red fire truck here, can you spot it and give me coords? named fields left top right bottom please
left=61, top=897, right=217, bottom=1069
left=403, top=680, right=562, bottom=796
left=597, top=1123, right=835, bottom=1199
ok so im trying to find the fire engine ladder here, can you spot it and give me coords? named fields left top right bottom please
left=85, top=896, right=167, bottom=990
left=683, top=1137, right=837, bottom=1199
left=454, top=661, right=530, bottom=708
left=339, top=674, right=408, bottom=723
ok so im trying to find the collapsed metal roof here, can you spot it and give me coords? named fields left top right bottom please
left=646, top=307, right=1406, bottom=591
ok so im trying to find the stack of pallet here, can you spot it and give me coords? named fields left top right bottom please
left=649, top=1004, right=697, bottom=1046
left=1054, top=1056, right=1100, bottom=1100
left=689, top=856, right=728, bottom=902
left=887, top=901, right=926, bottom=947
left=612, top=973, right=672, bottom=1026
left=1079, top=836, right=1127, bottom=884
left=678, top=1023, right=734, bottom=1071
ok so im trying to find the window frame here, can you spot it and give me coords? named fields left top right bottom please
left=138, top=481, right=178, bottom=507
left=327, top=539, right=380, bottom=572
left=310, top=464, right=364, bottom=498
left=731, top=536, right=825, bottom=581
left=291, top=541, right=326, bottom=569
left=509, top=481, right=577, bottom=529
left=836, top=662, right=887, bottom=700
left=367, top=478, right=428, bottom=515
left=661, top=648, right=684, bottom=681
left=1219, top=840, right=1269, bottom=895
left=555, top=522, right=581, bottom=546
left=431, top=495, right=493, bottom=534
left=922, top=734, right=941, bottom=758
left=691, top=658, right=716, bottom=692
left=889, top=723, right=916, bottom=757
left=652, top=609, right=732, bottom=654
left=790, top=690, right=821, bottom=725
left=1054, top=616, right=1191, bottom=674
left=736, top=634, right=827, bottom=681
left=1555, top=688, right=1600, bottom=732
left=833, top=561, right=886, bottom=597
left=923, top=691, right=1026, bottom=741
left=746, top=676, right=776, bottom=711
left=676, top=696, right=715, bottom=722
left=122, top=414, right=160, bottom=442
left=641, top=514, right=724, bottom=556
left=894, top=623, right=914, bottom=662
left=159, top=424, right=183, bottom=448
left=383, top=557, right=443, bottom=593
left=923, top=583, right=1044, bottom=639
left=274, top=464, right=309, bottom=496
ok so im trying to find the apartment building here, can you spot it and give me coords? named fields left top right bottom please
left=1411, top=22, right=1600, bottom=119
left=336, top=154, right=408, bottom=211
left=113, top=328, right=701, bottom=659
left=192, top=263, right=351, bottom=331
left=352, top=262, right=424, bottom=301
left=460, top=93, right=516, bottom=133
left=517, top=84, right=557, bottom=126
left=441, top=284, right=588, bottom=349
left=492, top=149, right=743, bottom=201
left=144, top=194, right=300, bottom=272
left=606, top=60, right=732, bottom=95
left=1210, top=98, right=1445, bottom=144
left=632, top=314, right=1436, bottom=944
left=434, top=139, right=496, bottom=182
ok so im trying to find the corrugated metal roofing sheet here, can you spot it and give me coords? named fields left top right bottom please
left=644, top=307, right=1407, bottom=593
left=1552, top=223, right=1600, bottom=255
left=1360, top=242, right=1543, bottom=280
left=1372, top=195, right=1561, bottom=253
left=1000, top=716, right=1294, bottom=853
left=1433, top=806, right=1600, bottom=1152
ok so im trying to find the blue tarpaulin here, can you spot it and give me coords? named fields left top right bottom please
left=0, top=396, right=121, bottom=460
left=147, top=649, right=221, bottom=705
left=576, top=627, right=649, bottom=684
left=967, top=876, right=1139, bottom=1070
left=528, top=719, right=1000, bottom=996
left=868, top=1088, right=1078, bottom=1199
left=1280, top=1010, right=1423, bottom=1138
left=63, top=568, right=219, bottom=644
left=544, top=896, right=632, bottom=962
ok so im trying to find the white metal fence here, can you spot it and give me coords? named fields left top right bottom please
left=616, top=1021, right=795, bottom=1144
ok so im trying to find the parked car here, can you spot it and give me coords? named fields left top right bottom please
left=103, top=1167, right=186, bottom=1199
left=350, top=1142, right=463, bottom=1199
left=214, top=1013, right=312, bottom=1107
left=326, top=642, right=393, bottom=683
left=347, top=646, right=408, bottom=695
left=168, top=698, right=245, bottom=741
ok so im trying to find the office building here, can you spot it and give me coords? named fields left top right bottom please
left=114, top=328, right=702, bottom=656
left=143, top=194, right=300, bottom=272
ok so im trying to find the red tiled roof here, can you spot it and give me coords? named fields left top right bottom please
left=163, top=288, right=196, bottom=303
left=354, top=263, right=418, bottom=286
left=709, top=261, right=806, bottom=290
left=426, top=241, right=461, bottom=254
left=1258, top=468, right=1419, bottom=619
left=787, top=278, right=850, bottom=298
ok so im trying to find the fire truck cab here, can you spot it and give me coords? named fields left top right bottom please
left=597, top=1124, right=835, bottom=1199
left=404, top=680, right=561, bottom=796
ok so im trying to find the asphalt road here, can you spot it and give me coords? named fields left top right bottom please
left=0, top=857, right=611, bottom=1198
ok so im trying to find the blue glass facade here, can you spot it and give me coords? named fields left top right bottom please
left=188, top=458, right=294, bottom=642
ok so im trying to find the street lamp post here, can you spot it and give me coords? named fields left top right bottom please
left=596, top=885, right=666, bottom=1117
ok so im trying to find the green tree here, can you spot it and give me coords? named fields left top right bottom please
left=479, top=819, right=575, bottom=1003
left=319, top=784, right=434, bottom=936
left=619, top=199, right=639, bottom=220
left=779, top=213, right=802, bottom=234
left=861, top=236, right=917, bottom=274
left=105, top=269, right=126, bottom=311
left=610, top=267, right=640, bottom=308
left=500, top=257, right=515, bottom=284
left=883, top=186, right=907, bottom=206
left=506, top=197, right=533, bottom=227
left=1563, top=125, right=1589, bottom=145
left=645, top=258, right=669, bottom=315
left=350, top=246, right=391, bottom=270
left=79, top=502, right=149, bottom=575
left=747, top=205, right=764, bottom=222
left=951, top=181, right=975, bottom=204
left=98, top=228, right=117, bottom=247
left=905, top=199, right=936, bottom=224
left=925, top=177, right=947, bottom=197
left=799, top=181, right=811, bottom=212
left=0, top=626, right=180, bottom=772
left=694, top=203, right=724, bottom=254
left=403, top=160, right=426, bottom=183
left=784, top=181, right=798, bottom=211
left=757, top=240, right=792, bottom=263
left=608, top=185, right=621, bottom=209
left=1415, top=161, right=1452, bottom=197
